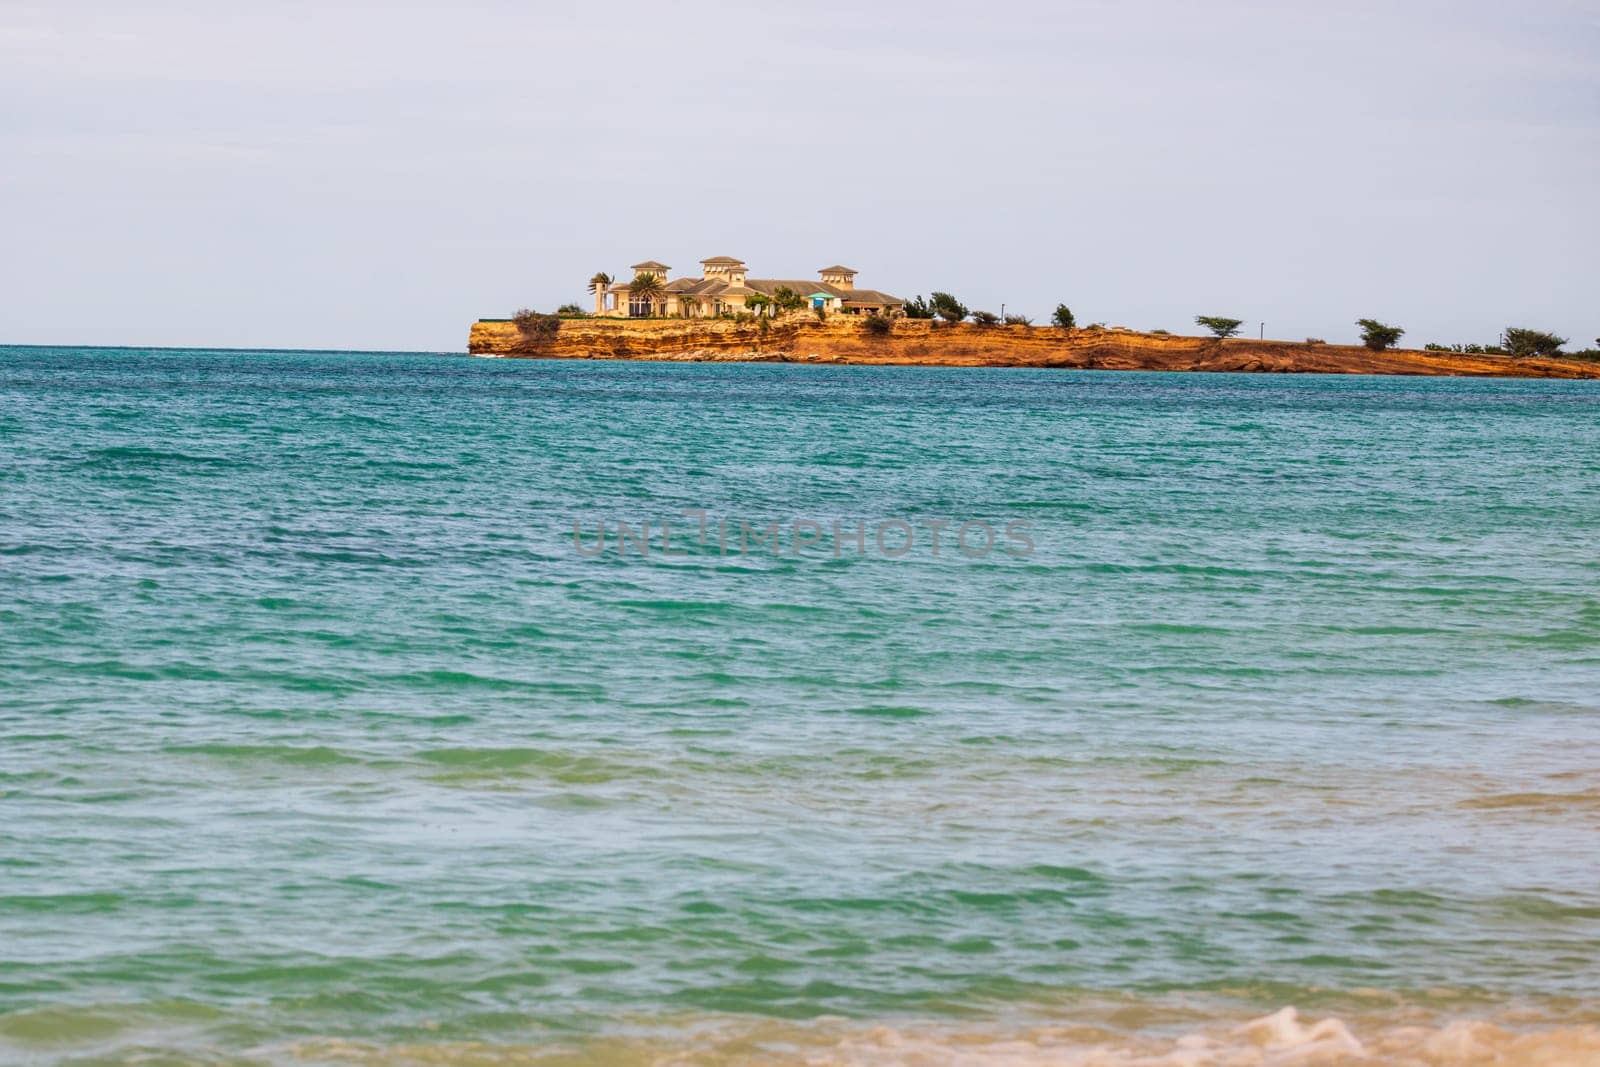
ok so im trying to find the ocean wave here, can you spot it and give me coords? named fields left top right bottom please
left=260, top=1008, right=1600, bottom=1066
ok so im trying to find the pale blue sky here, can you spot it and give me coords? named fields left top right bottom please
left=3, top=0, right=1597, bottom=351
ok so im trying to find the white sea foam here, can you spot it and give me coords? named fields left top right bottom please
left=275, top=1007, right=1600, bottom=1067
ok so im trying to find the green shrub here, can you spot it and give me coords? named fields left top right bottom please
left=971, top=310, right=1000, bottom=326
left=1195, top=316, right=1244, bottom=338
left=930, top=292, right=968, bottom=323
left=1003, top=314, right=1033, bottom=326
left=1304, top=338, right=1326, bottom=345
left=1357, top=319, right=1404, bottom=351
left=512, top=308, right=560, bottom=343
left=1150, top=328, right=1170, bottom=335
left=861, top=314, right=893, bottom=337
left=903, top=295, right=934, bottom=319
left=1503, top=327, right=1568, bottom=359
left=1051, top=304, right=1076, bottom=329
left=772, top=287, right=807, bottom=314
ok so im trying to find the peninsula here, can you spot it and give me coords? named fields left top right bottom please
left=471, top=256, right=1600, bottom=379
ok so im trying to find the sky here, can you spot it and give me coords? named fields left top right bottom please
left=3, top=0, right=1597, bottom=352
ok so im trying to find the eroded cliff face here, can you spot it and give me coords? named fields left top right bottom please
left=467, top=318, right=1600, bottom=379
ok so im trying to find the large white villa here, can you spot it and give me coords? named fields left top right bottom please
left=591, top=257, right=905, bottom=318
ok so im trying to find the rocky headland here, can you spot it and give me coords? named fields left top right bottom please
left=467, top=317, right=1600, bottom=378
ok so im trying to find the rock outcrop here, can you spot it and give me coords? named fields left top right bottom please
left=467, top=317, right=1600, bottom=379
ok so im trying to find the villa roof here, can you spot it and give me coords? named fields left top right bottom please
left=745, top=278, right=841, bottom=297
left=630, top=260, right=671, bottom=271
left=674, top=278, right=731, bottom=296
left=743, top=279, right=905, bottom=304
left=841, top=289, right=904, bottom=306
left=817, top=265, right=858, bottom=274
left=699, top=255, right=746, bottom=266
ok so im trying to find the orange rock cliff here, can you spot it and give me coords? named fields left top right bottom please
left=467, top=317, right=1600, bottom=379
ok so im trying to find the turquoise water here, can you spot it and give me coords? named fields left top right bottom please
left=3, top=346, right=1599, bottom=1064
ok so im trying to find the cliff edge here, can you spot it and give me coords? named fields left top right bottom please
left=467, top=317, right=1600, bottom=379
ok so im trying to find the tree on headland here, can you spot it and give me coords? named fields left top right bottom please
left=971, top=310, right=1000, bottom=326
left=556, top=304, right=584, bottom=316
left=628, top=272, right=664, bottom=315
left=772, top=287, right=807, bottom=315
left=678, top=295, right=702, bottom=317
left=903, top=295, right=934, bottom=319
left=1195, top=316, right=1244, bottom=338
left=1357, top=319, right=1404, bottom=351
left=512, top=308, right=560, bottom=345
left=587, top=272, right=613, bottom=294
left=1052, top=304, right=1076, bottom=329
left=1502, top=327, right=1567, bottom=359
left=745, top=293, right=773, bottom=318
left=930, top=292, right=968, bottom=323
left=1004, top=313, right=1033, bottom=326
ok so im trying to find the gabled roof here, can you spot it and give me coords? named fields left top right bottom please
left=841, top=289, right=904, bottom=306
left=744, top=278, right=846, bottom=299
left=699, top=255, right=746, bottom=266
left=629, top=260, right=671, bottom=271
left=672, top=278, right=731, bottom=296
left=817, top=265, right=858, bottom=275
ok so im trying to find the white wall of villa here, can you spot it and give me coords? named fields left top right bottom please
left=590, top=257, right=904, bottom=319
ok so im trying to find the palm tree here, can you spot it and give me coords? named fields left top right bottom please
left=587, top=272, right=613, bottom=294
left=629, top=272, right=664, bottom=316
left=745, top=293, right=772, bottom=318
left=679, top=295, right=702, bottom=318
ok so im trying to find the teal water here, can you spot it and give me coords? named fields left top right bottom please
left=3, top=346, right=1599, bottom=1064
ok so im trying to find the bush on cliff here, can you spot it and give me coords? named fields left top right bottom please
left=903, top=295, right=934, bottom=319
left=772, top=287, right=807, bottom=314
left=930, top=292, right=968, bottom=323
left=971, top=310, right=1000, bottom=326
left=1503, top=327, right=1567, bottom=359
left=1004, top=314, right=1033, bottom=326
left=512, top=308, right=560, bottom=345
left=862, top=314, right=893, bottom=337
left=1430, top=342, right=1504, bottom=355
left=1357, top=319, right=1404, bottom=351
left=1196, top=316, right=1244, bottom=339
left=1052, top=304, right=1076, bottom=329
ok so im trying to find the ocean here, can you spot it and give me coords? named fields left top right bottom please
left=2, top=345, right=1598, bottom=1065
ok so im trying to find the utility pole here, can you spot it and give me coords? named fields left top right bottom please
left=1259, top=322, right=1265, bottom=340
left=1001, top=303, right=1006, bottom=322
